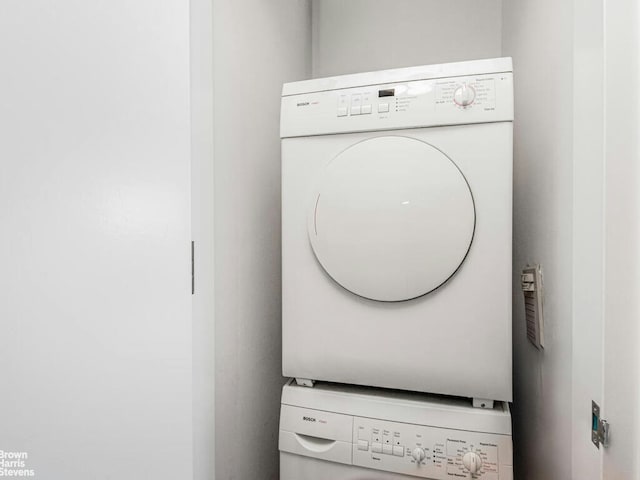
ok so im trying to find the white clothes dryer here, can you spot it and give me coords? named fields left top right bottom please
left=279, top=380, right=514, bottom=479
left=281, top=58, right=513, bottom=403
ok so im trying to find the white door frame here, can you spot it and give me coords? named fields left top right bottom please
left=572, top=0, right=606, bottom=476
left=602, top=0, right=640, bottom=477
left=190, top=0, right=216, bottom=479
left=573, top=0, right=640, bottom=477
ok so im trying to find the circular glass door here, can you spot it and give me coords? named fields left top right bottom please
left=309, top=136, right=475, bottom=302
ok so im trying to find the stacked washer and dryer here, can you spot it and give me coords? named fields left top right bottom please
left=279, top=58, right=514, bottom=479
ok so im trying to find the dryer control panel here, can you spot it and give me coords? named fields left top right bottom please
left=279, top=404, right=513, bottom=479
left=281, top=72, right=513, bottom=138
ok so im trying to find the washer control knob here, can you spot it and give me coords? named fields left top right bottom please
left=462, top=451, right=483, bottom=474
left=411, top=447, right=425, bottom=463
left=453, top=83, right=476, bottom=107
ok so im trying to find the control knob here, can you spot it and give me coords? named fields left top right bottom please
left=453, top=83, right=476, bottom=107
left=411, top=447, right=425, bottom=463
left=462, top=451, right=483, bottom=474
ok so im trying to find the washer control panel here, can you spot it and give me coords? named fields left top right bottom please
left=279, top=403, right=513, bottom=480
left=281, top=72, right=513, bottom=138
left=353, top=416, right=512, bottom=479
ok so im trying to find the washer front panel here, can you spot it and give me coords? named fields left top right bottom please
left=309, top=136, right=475, bottom=302
left=279, top=401, right=513, bottom=480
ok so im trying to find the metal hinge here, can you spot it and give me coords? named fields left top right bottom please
left=191, top=241, right=195, bottom=295
left=592, top=401, right=610, bottom=448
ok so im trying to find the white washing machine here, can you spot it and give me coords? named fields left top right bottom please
left=279, top=380, right=513, bottom=479
left=281, top=58, right=513, bottom=403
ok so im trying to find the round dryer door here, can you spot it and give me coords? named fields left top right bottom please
left=309, top=136, right=475, bottom=302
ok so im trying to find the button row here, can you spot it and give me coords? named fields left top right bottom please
left=337, top=103, right=389, bottom=117
left=351, top=104, right=373, bottom=115
left=365, top=441, right=404, bottom=457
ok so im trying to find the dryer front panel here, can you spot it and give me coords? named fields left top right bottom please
left=282, top=123, right=513, bottom=401
left=309, top=136, right=475, bottom=302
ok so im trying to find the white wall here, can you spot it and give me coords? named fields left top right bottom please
left=0, top=1, right=193, bottom=478
left=212, top=1, right=311, bottom=479
left=191, top=0, right=215, bottom=479
left=502, top=1, right=574, bottom=478
left=312, top=0, right=502, bottom=78
left=572, top=0, right=604, bottom=477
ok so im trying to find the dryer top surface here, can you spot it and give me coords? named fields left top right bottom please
left=282, top=58, right=512, bottom=97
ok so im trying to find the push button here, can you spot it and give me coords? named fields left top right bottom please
left=372, top=442, right=383, bottom=453
left=383, top=444, right=393, bottom=455
left=393, top=445, right=405, bottom=457
left=351, top=93, right=362, bottom=115
left=337, top=107, right=348, bottom=117
left=378, top=103, right=389, bottom=113
left=357, top=440, right=369, bottom=451
left=361, top=104, right=372, bottom=114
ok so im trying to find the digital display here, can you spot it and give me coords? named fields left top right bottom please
left=378, top=89, right=395, bottom=97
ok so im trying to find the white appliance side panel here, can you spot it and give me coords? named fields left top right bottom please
left=282, top=123, right=512, bottom=401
